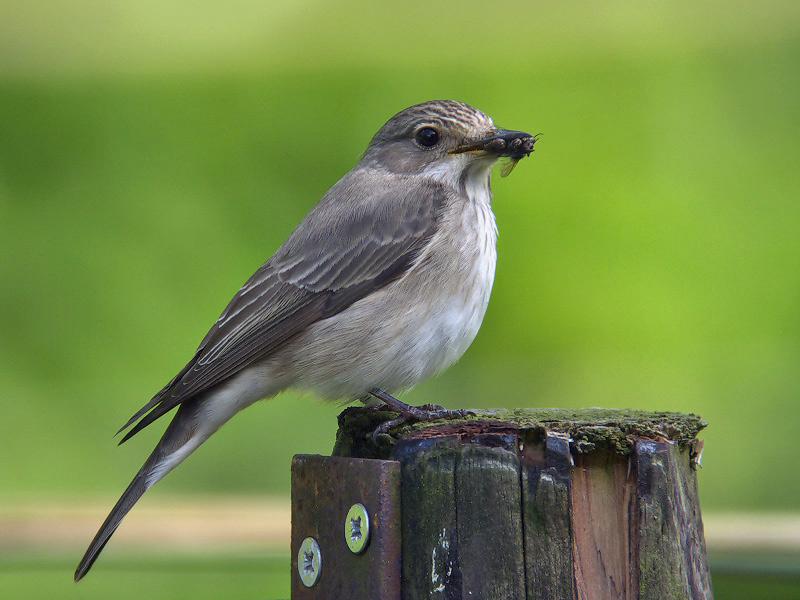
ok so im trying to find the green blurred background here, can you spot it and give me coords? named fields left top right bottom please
left=1, top=0, right=799, bottom=596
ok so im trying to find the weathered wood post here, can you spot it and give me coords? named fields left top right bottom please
left=291, top=408, right=712, bottom=599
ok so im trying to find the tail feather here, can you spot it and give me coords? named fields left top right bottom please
left=75, top=403, right=202, bottom=582
left=76, top=372, right=266, bottom=581
left=74, top=471, right=149, bottom=581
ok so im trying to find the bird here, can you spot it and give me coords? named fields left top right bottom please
left=74, top=100, right=536, bottom=581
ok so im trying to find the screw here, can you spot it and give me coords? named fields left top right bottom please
left=298, top=537, right=322, bottom=587
left=345, top=503, right=371, bottom=554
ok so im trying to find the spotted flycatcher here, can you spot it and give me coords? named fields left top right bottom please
left=75, top=100, right=536, bottom=580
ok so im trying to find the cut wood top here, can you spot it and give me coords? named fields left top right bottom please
left=333, top=407, right=707, bottom=459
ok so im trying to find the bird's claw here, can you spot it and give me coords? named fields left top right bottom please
left=416, top=405, right=476, bottom=420
left=370, top=416, right=407, bottom=446
left=368, top=406, right=475, bottom=445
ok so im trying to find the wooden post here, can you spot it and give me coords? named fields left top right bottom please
left=327, top=407, right=712, bottom=600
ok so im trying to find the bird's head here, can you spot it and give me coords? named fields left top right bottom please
left=362, top=100, right=537, bottom=182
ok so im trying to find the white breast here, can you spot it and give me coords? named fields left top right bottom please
left=286, top=161, right=498, bottom=399
left=276, top=158, right=497, bottom=398
left=411, top=169, right=497, bottom=376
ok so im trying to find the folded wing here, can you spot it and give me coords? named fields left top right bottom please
left=118, top=173, right=447, bottom=442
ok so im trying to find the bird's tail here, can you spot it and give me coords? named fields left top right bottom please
left=74, top=400, right=215, bottom=581
left=73, top=463, right=150, bottom=581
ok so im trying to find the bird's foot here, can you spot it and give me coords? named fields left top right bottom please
left=415, top=403, right=475, bottom=420
left=368, top=388, right=474, bottom=444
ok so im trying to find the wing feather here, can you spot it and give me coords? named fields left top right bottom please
left=118, top=172, right=447, bottom=441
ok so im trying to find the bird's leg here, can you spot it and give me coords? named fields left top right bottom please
left=368, top=388, right=473, bottom=441
left=370, top=388, right=436, bottom=419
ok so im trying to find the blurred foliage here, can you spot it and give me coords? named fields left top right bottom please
left=1, top=0, right=799, bottom=516
left=1, top=554, right=799, bottom=598
left=1, top=555, right=290, bottom=599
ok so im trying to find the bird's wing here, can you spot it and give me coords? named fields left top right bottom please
left=118, top=173, right=447, bottom=442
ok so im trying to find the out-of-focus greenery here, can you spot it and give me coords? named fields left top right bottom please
left=1, top=555, right=799, bottom=599
left=1, top=555, right=290, bottom=599
left=1, top=0, right=799, bottom=516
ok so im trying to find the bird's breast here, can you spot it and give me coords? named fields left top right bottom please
left=342, top=176, right=498, bottom=391
left=285, top=177, right=498, bottom=398
left=411, top=178, right=498, bottom=369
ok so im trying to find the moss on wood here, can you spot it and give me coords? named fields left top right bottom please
left=334, top=407, right=707, bottom=459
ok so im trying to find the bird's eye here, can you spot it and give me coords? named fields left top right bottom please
left=415, top=127, right=440, bottom=148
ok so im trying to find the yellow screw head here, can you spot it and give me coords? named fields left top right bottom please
left=344, top=503, right=370, bottom=554
left=298, top=536, right=322, bottom=587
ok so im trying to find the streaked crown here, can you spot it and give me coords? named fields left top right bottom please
left=369, top=100, right=494, bottom=147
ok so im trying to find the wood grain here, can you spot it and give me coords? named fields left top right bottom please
left=570, top=451, right=637, bottom=600
left=324, top=408, right=712, bottom=600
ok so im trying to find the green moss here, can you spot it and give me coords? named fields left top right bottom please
left=335, top=407, right=707, bottom=457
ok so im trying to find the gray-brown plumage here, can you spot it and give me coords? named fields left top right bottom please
left=75, top=100, right=535, bottom=581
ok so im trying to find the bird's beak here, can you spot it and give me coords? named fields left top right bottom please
left=450, top=129, right=538, bottom=159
